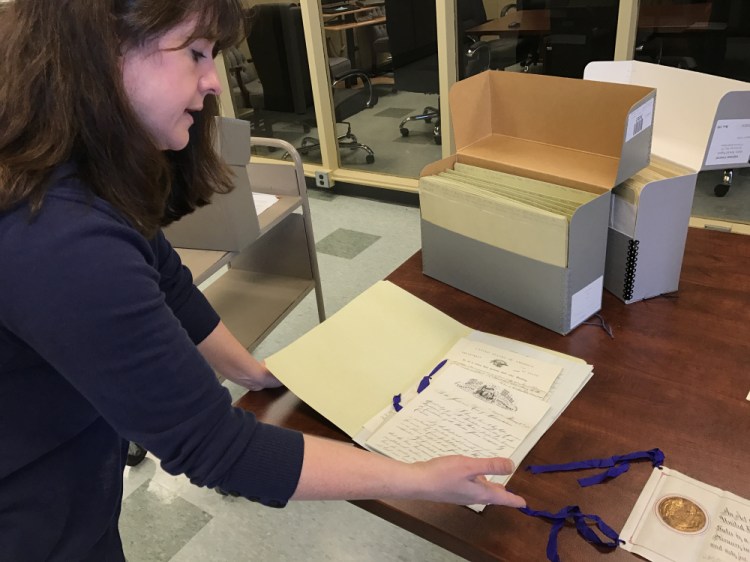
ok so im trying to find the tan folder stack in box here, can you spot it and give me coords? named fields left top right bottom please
left=420, top=164, right=596, bottom=268
left=419, top=70, right=655, bottom=335
left=585, top=61, right=750, bottom=303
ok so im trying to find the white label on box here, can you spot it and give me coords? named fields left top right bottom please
left=625, top=98, right=655, bottom=143
left=705, top=119, right=750, bottom=166
left=570, top=276, right=604, bottom=331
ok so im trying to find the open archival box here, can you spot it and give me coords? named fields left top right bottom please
left=266, top=281, right=593, bottom=509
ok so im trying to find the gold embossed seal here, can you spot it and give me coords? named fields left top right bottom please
left=656, top=496, right=708, bottom=533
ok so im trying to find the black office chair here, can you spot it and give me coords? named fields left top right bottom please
left=383, top=0, right=440, bottom=143
left=223, top=46, right=272, bottom=136
left=355, top=5, right=392, bottom=75
left=459, top=0, right=541, bottom=72
left=247, top=3, right=377, bottom=163
left=385, top=0, right=490, bottom=145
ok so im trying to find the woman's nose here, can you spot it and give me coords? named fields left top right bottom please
left=200, top=62, right=222, bottom=96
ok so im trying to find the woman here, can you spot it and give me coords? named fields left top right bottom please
left=0, top=1, right=525, bottom=559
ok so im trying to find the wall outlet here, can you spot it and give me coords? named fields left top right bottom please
left=315, top=170, right=332, bottom=189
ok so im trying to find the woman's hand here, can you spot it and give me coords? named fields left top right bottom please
left=292, top=435, right=525, bottom=508
left=197, top=321, right=283, bottom=390
left=410, top=455, right=525, bottom=507
left=232, top=359, right=283, bottom=391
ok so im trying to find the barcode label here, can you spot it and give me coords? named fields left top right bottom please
left=633, top=115, right=643, bottom=136
left=625, top=98, right=655, bottom=142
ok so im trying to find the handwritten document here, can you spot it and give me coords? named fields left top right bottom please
left=621, top=467, right=750, bottom=562
left=364, top=363, right=550, bottom=463
left=354, top=331, right=592, bottom=511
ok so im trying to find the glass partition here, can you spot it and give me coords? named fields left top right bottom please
left=223, top=2, right=323, bottom=165
left=323, top=0, right=442, bottom=177
left=458, top=0, right=620, bottom=80
left=635, top=0, right=749, bottom=81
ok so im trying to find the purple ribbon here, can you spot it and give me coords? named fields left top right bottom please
left=392, top=394, right=403, bottom=412
left=393, top=359, right=447, bottom=412
left=417, top=359, right=447, bottom=393
left=526, top=448, right=664, bottom=487
left=519, top=505, right=622, bottom=562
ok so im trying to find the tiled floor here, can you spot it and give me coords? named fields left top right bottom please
left=121, top=189, right=468, bottom=562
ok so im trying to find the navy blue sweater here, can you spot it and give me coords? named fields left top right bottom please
left=0, top=166, right=304, bottom=560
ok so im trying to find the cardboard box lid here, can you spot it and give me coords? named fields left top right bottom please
left=584, top=61, right=750, bottom=172
left=449, top=71, right=655, bottom=194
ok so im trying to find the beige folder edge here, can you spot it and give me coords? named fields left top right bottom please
left=265, top=281, right=471, bottom=437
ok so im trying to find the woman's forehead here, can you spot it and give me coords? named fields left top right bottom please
left=175, top=9, right=240, bottom=50
left=153, top=15, right=217, bottom=50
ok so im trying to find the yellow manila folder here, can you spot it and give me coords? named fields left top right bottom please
left=265, top=281, right=593, bottom=451
left=265, top=281, right=471, bottom=437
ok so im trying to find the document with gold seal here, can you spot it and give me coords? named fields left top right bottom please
left=621, top=467, right=750, bottom=561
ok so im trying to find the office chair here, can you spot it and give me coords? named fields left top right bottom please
left=223, top=46, right=273, bottom=136
left=354, top=5, right=392, bottom=75
left=459, top=0, right=539, bottom=72
left=246, top=3, right=377, bottom=163
left=385, top=0, right=490, bottom=145
left=281, top=3, right=377, bottom=162
left=384, top=0, right=440, bottom=143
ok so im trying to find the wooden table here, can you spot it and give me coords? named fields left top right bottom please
left=236, top=227, right=750, bottom=561
left=468, top=9, right=550, bottom=37
left=468, top=4, right=715, bottom=37
left=638, top=2, right=715, bottom=33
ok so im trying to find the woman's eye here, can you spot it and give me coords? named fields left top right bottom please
left=191, top=49, right=206, bottom=62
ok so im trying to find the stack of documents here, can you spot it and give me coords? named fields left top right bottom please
left=418, top=163, right=598, bottom=268
left=266, top=281, right=594, bottom=508
left=610, top=155, right=693, bottom=240
left=359, top=335, right=570, bottom=474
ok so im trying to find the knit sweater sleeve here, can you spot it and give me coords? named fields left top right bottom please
left=0, top=189, right=304, bottom=506
left=151, top=228, right=220, bottom=345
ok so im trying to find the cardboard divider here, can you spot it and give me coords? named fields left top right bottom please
left=450, top=71, right=655, bottom=190
left=584, top=61, right=750, bottom=303
left=420, top=70, right=655, bottom=334
left=163, top=118, right=260, bottom=252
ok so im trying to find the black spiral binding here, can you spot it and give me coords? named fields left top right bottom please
left=623, top=239, right=639, bottom=301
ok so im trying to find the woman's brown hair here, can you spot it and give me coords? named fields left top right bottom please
left=0, top=0, right=244, bottom=237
